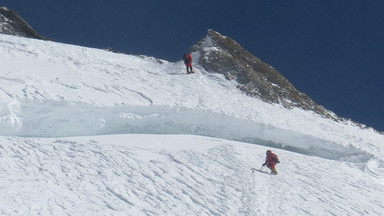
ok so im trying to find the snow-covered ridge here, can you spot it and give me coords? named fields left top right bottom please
left=0, top=34, right=383, bottom=161
left=1, top=34, right=384, bottom=215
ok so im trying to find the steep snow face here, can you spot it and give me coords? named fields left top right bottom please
left=0, top=34, right=383, bottom=161
left=0, top=34, right=384, bottom=215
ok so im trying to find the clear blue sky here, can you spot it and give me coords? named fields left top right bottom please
left=2, top=0, right=384, bottom=132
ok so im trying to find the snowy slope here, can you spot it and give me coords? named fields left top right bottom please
left=0, top=34, right=384, bottom=215
left=1, top=134, right=383, bottom=215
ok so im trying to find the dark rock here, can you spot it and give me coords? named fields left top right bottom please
left=0, top=6, right=46, bottom=40
left=191, top=29, right=337, bottom=119
left=103, top=47, right=120, bottom=53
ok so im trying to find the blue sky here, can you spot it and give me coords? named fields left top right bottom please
left=2, top=0, right=384, bottom=132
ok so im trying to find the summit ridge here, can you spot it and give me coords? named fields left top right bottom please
left=191, top=29, right=335, bottom=119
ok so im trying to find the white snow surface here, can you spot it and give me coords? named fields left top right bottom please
left=0, top=34, right=383, bottom=215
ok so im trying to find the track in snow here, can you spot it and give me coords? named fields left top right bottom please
left=1, top=134, right=383, bottom=215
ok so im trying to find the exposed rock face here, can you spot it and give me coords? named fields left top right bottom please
left=191, top=29, right=336, bottom=119
left=0, top=7, right=45, bottom=40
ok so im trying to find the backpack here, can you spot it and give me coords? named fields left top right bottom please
left=183, top=54, right=190, bottom=64
left=273, top=154, right=280, bottom=163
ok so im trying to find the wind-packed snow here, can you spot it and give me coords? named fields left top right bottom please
left=0, top=34, right=383, bottom=215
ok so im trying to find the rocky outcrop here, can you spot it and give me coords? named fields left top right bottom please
left=191, top=29, right=337, bottom=119
left=0, top=6, right=45, bottom=40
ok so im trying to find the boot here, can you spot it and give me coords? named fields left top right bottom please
left=271, top=168, right=278, bottom=175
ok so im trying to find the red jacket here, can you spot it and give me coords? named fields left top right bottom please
left=265, top=152, right=279, bottom=164
left=184, top=54, right=192, bottom=66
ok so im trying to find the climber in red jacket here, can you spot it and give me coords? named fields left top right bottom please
left=183, top=53, right=193, bottom=74
left=262, top=150, right=280, bottom=175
